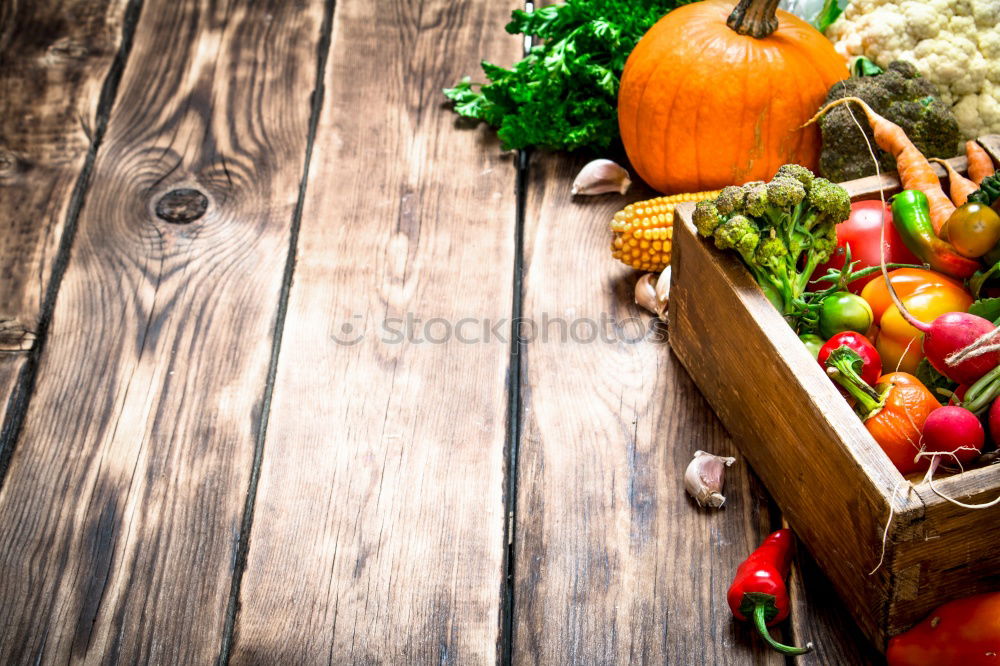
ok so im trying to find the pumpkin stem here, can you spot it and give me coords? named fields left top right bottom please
left=727, top=0, right=780, bottom=38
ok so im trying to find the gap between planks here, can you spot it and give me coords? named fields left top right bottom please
left=215, top=1, right=339, bottom=664
left=500, top=3, right=535, bottom=661
left=0, top=0, right=145, bottom=489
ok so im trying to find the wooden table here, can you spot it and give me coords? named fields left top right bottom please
left=0, top=1, right=887, bottom=663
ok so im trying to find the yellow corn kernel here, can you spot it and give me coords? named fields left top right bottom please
left=610, top=190, right=720, bottom=271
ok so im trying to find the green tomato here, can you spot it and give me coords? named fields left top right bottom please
left=818, top=292, right=873, bottom=339
left=799, top=334, right=825, bottom=360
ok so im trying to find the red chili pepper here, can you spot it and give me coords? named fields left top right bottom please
left=818, top=332, right=882, bottom=387
left=727, top=529, right=813, bottom=655
left=887, top=591, right=1000, bottom=665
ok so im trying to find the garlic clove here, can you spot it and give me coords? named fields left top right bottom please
left=571, top=159, right=632, bottom=196
left=634, top=273, right=660, bottom=316
left=654, top=266, right=671, bottom=319
left=684, top=450, right=736, bottom=509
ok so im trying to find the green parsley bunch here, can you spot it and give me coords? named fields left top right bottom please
left=444, top=0, right=694, bottom=153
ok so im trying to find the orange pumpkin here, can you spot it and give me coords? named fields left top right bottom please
left=618, top=0, right=847, bottom=193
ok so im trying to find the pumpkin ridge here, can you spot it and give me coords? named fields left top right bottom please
left=633, top=32, right=695, bottom=190
left=619, top=14, right=679, bottom=178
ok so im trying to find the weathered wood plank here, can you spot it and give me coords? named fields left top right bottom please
left=0, top=0, right=323, bottom=662
left=0, top=0, right=129, bottom=455
left=229, top=0, right=520, bottom=662
left=511, top=154, right=785, bottom=664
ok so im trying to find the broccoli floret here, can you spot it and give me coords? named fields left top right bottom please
left=742, top=181, right=769, bottom=217
left=754, top=235, right=788, bottom=268
left=813, top=226, right=838, bottom=262
left=766, top=177, right=806, bottom=207
left=774, top=164, right=814, bottom=189
left=806, top=177, right=852, bottom=222
left=715, top=185, right=746, bottom=215
left=713, top=215, right=759, bottom=254
left=819, top=60, right=961, bottom=181
left=693, top=200, right=724, bottom=237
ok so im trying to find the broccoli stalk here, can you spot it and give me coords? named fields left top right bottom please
left=693, top=165, right=851, bottom=323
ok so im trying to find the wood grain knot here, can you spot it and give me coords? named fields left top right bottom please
left=155, top=188, right=209, bottom=224
left=0, top=150, right=24, bottom=178
left=0, top=318, right=36, bottom=352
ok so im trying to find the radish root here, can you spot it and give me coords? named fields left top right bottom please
left=870, top=478, right=911, bottom=575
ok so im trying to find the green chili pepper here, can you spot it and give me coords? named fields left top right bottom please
left=890, top=190, right=980, bottom=279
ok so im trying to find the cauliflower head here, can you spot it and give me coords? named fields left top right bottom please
left=826, top=0, right=1000, bottom=140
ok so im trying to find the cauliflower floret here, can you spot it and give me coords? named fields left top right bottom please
left=954, top=80, right=1000, bottom=139
left=827, top=0, right=1000, bottom=140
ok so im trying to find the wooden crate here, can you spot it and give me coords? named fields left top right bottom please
left=668, top=136, right=1000, bottom=650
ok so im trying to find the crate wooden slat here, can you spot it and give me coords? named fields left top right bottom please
left=669, top=138, right=1000, bottom=650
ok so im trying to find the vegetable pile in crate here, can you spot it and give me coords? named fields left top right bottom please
left=668, top=134, right=1000, bottom=650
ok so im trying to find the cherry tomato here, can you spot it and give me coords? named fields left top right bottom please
left=942, top=201, right=1000, bottom=258
left=818, top=332, right=882, bottom=386
left=811, top=200, right=921, bottom=293
left=818, top=292, right=874, bottom=339
left=799, top=334, right=825, bottom=359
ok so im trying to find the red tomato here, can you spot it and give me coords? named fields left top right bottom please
left=811, top=200, right=921, bottom=293
left=817, top=331, right=882, bottom=387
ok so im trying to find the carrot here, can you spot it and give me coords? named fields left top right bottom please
left=966, top=140, right=995, bottom=185
left=805, top=97, right=955, bottom=234
left=930, top=157, right=979, bottom=206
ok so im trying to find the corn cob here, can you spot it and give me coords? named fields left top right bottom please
left=611, top=190, right=720, bottom=271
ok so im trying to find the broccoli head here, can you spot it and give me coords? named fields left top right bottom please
left=698, top=165, right=852, bottom=324
left=819, top=60, right=960, bottom=182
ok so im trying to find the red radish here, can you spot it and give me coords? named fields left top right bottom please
left=919, top=313, right=1000, bottom=384
left=887, top=303, right=1000, bottom=385
left=919, top=406, right=984, bottom=469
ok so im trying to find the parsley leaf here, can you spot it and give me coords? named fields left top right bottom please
left=444, top=0, right=695, bottom=153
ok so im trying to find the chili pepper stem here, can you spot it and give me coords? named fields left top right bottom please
left=751, top=603, right=814, bottom=656
left=825, top=347, right=885, bottom=417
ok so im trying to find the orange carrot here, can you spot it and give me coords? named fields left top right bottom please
left=930, top=157, right=979, bottom=206
left=805, top=97, right=955, bottom=234
left=966, top=140, right=995, bottom=185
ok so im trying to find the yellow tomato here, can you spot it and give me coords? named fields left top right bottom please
left=863, top=270, right=973, bottom=373
left=860, top=268, right=969, bottom=324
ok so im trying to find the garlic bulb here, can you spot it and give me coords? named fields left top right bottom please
left=571, top=159, right=631, bottom=195
left=685, top=450, right=736, bottom=509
